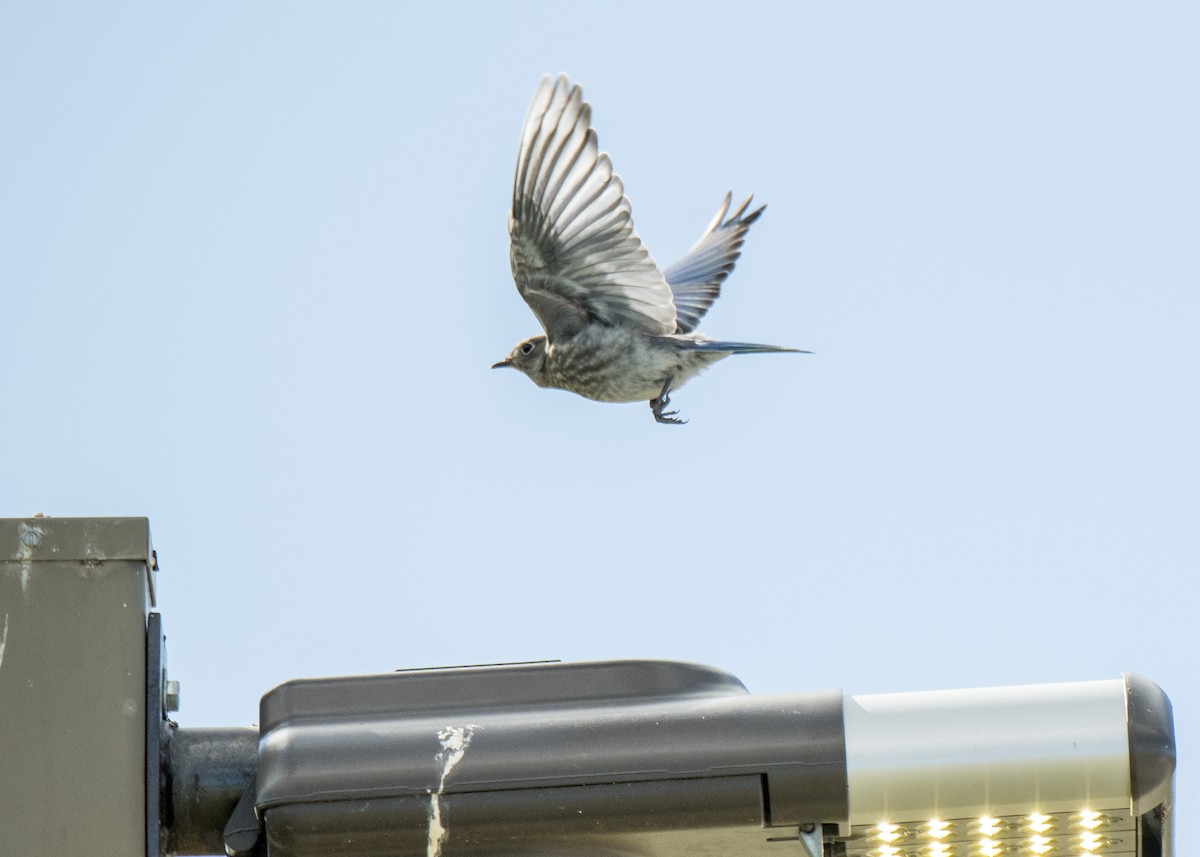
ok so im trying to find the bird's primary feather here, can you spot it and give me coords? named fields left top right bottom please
left=663, top=193, right=765, bottom=334
left=509, top=75, right=677, bottom=340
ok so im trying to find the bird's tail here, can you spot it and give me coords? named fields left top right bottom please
left=686, top=339, right=810, bottom=355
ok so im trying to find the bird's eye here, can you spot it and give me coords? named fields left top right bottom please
left=520, top=342, right=536, bottom=356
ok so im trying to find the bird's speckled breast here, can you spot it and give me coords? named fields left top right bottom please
left=542, top=327, right=723, bottom=403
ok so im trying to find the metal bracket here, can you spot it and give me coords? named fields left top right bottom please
left=224, top=784, right=263, bottom=857
left=146, top=612, right=165, bottom=857
left=797, top=823, right=823, bottom=857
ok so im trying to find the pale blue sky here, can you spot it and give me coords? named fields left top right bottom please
left=2, top=1, right=1195, bottom=848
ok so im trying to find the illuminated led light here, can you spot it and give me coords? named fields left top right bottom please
left=847, top=810, right=1132, bottom=857
left=978, top=817, right=1001, bottom=836
left=1027, top=813, right=1053, bottom=833
left=1027, top=834, right=1052, bottom=854
left=1074, top=810, right=1116, bottom=831
left=926, top=820, right=952, bottom=840
left=875, top=823, right=902, bottom=842
left=977, top=838, right=1004, bottom=857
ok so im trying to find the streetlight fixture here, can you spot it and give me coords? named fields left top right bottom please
left=0, top=518, right=1175, bottom=857
left=250, top=660, right=1173, bottom=857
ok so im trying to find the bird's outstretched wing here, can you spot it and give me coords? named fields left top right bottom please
left=510, top=75, right=677, bottom=341
left=663, top=193, right=765, bottom=334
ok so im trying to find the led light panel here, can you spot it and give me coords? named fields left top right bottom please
left=845, top=810, right=1136, bottom=857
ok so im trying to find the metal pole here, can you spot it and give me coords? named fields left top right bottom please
left=165, top=727, right=258, bottom=855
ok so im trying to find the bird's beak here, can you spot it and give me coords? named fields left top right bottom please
left=491, top=358, right=512, bottom=369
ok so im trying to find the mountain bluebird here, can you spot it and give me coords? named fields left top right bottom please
left=493, top=75, right=806, bottom=424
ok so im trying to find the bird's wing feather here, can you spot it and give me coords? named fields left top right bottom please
left=510, top=76, right=677, bottom=341
left=662, top=193, right=765, bottom=334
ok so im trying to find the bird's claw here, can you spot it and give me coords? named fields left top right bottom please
left=650, top=385, right=687, bottom=424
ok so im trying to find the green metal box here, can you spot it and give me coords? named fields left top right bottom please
left=0, top=517, right=156, bottom=857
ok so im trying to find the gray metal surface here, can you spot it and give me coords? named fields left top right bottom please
left=0, top=516, right=155, bottom=857
left=1124, top=672, right=1176, bottom=812
left=1125, top=672, right=1176, bottom=857
left=265, top=777, right=777, bottom=857
left=257, top=659, right=848, bottom=857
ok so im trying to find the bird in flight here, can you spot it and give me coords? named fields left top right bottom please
left=493, top=75, right=806, bottom=424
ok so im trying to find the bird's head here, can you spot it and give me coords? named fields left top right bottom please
left=492, top=335, right=549, bottom=385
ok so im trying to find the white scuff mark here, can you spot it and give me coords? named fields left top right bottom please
left=426, top=724, right=479, bottom=857
left=15, top=523, right=45, bottom=600
left=0, top=614, right=8, bottom=670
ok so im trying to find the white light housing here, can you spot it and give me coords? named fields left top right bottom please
left=842, top=673, right=1174, bottom=857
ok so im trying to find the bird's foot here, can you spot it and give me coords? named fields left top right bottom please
left=650, top=385, right=687, bottom=425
